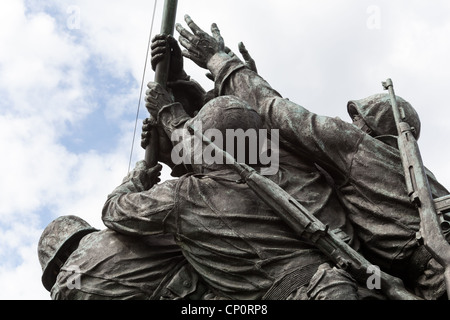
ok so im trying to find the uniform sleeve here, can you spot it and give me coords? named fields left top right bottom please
left=207, top=53, right=363, bottom=179
left=51, top=280, right=105, bottom=300
left=51, top=270, right=149, bottom=300
left=102, top=176, right=179, bottom=237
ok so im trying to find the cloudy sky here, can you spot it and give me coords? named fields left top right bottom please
left=1, top=0, right=450, bottom=300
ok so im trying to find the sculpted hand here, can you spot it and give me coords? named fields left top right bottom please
left=128, top=161, right=162, bottom=190
left=176, top=15, right=225, bottom=69
left=146, top=162, right=163, bottom=188
left=145, top=82, right=174, bottom=119
left=151, top=34, right=188, bottom=81
left=141, top=118, right=175, bottom=167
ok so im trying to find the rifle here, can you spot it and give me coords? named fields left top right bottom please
left=382, top=78, right=450, bottom=298
left=144, top=0, right=178, bottom=167
left=188, top=124, right=421, bottom=300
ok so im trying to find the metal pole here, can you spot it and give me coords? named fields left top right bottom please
left=145, top=0, right=178, bottom=166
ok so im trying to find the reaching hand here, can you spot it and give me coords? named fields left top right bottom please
left=176, top=15, right=225, bottom=69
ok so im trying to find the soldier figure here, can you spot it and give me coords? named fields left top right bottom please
left=39, top=11, right=450, bottom=300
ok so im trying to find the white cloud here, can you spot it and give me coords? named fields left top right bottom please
left=0, top=3, right=89, bottom=121
left=0, top=0, right=136, bottom=299
left=0, top=241, right=49, bottom=300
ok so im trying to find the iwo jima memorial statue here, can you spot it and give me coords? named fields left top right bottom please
left=37, top=1, right=450, bottom=300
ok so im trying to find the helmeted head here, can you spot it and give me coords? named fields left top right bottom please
left=188, top=95, right=263, bottom=134
left=37, top=215, right=98, bottom=291
left=347, top=93, right=421, bottom=140
left=182, top=95, right=265, bottom=173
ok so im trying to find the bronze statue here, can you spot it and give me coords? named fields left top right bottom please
left=37, top=7, right=450, bottom=301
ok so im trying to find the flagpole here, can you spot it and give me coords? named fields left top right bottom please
left=145, top=0, right=179, bottom=166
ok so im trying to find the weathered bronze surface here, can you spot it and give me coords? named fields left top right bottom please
left=37, top=12, right=450, bottom=301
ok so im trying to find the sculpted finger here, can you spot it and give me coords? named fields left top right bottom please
left=141, top=132, right=149, bottom=149
left=142, top=122, right=150, bottom=132
left=151, top=52, right=166, bottom=70
left=211, top=23, right=223, bottom=42
left=147, top=81, right=164, bottom=94
left=148, top=163, right=163, bottom=175
left=148, top=116, right=158, bottom=126
left=238, top=42, right=251, bottom=60
left=152, top=34, right=166, bottom=42
left=178, top=36, right=201, bottom=53
left=184, top=14, right=204, bottom=36
left=181, top=49, right=201, bottom=62
left=178, top=36, right=190, bottom=50
left=224, top=46, right=235, bottom=58
left=145, top=95, right=158, bottom=110
left=145, top=97, right=157, bottom=107
left=239, top=42, right=257, bottom=72
left=150, top=38, right=167, bottom=51
left=176, top=23, right=195, bottom=42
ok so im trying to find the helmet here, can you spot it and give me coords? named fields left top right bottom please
left=184, top=95, right=264, bottom=171
left=187, top=95, right=263, bottom=134
left=347, top=93, right=421, bottom=140
left=38, top=215, right=98, bottom=291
